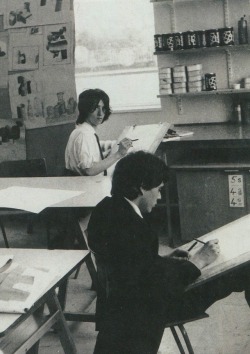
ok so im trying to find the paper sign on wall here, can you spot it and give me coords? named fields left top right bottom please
left=228, top=174, right=245, bottom=208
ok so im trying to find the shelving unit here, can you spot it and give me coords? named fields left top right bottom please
left=154, top=44, right=250, bottom=56
left=158, top=88, right=250, bottom=98
left=152, top=0, right=250, bottom=122
left=152, top=0, right=232, bottom=32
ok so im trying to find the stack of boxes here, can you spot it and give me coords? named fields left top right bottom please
left=172, top=65, right=187, bottom=94
left=244, top=78, right=250, bottom=89
left=158, top=63, right=203, bottom=95
left=159, top=67, right=172, bottom=94
left=186, top=64, right=203, bottom=92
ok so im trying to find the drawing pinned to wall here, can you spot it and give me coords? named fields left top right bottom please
left=0, top=59, right=8, bottom=88
left=44, top=91, right=77, bottom=124
left=38, top=0, right=72, bottom=25
left=9, top=71, right=40, bottom=98
left=12, top=46, right=39, bottom=70
left=29, top=26, right=43, bottom=35
left=0, top=14, right=4, bottom=31
left=40, top=0, right=62, bottom=12
left=9, top=71, right=45, bottom=127
left=0, top=32, right=7, bottom=58
left=40, top=65, right=77, bottom=125
left=15, top=95, right=46, bottom=128
left=43, top=24, right=71, bottom=65
left=6, top=0, right=38, bottom=28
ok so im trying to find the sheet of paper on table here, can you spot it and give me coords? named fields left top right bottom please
left=184, top=214, right=250, bottom=289
left=0, top=186, right=85, bottom=213
left=0, top=259, right=57, bottom=313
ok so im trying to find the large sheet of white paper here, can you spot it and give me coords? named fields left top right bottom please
left=183, top=214, right=250, bottom=288
left=0, top=260, right=57, bottom=313
left=0, top=186, right=85, bottom=213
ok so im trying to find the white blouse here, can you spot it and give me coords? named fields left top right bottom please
left=65, top=122, right=102, bottom=175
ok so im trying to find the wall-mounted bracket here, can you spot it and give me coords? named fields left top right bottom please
left=223, top=0, right=229, bottom=27
left=163, top=0, right=176, bottom=32
left=225, top=48, right=233, bottom=88
left=176, top=96, right=183, bottom=115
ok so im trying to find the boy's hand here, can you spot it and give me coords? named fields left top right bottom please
left=189, top=239, right=220, bottom=269
left=168, top=248, right=189, bottom=261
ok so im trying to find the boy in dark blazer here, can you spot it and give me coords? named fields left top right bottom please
left=88, top=151, right=250, bottom=354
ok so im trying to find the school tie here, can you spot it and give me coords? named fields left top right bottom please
left=94, top=133, right=107, bottom=176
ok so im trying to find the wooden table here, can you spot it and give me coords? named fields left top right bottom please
left=0, top=176, right=110, bottom=288
left=0, top=248, right=89, bottom=354
left=0, top=176, right=111, bottom=208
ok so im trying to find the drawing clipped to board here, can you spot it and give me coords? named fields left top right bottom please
left=111, top=122, right=171, bottom=155
left=183, top=214, right=250, bottom=290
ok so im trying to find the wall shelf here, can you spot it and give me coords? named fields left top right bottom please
left=151, top=0, right=224, bottom=3
left=154, top=44, right=250, bottom=56
left=158, top=89, right=250, bottom=98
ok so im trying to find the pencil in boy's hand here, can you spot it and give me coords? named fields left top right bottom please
left=193, top=238, right=206, bottom=245
left=188, top=242, right=198, bottom=252
left=188, top=238, right=206, bottom=252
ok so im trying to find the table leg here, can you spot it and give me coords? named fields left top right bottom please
left=57, top=279, right=68, bottom=311
left=27, top=341, right=40, bottom=354
left=47, top=292, right=78, bottom=354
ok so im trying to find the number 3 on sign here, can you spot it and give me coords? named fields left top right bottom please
left=228, top=175, right=244, bottom=208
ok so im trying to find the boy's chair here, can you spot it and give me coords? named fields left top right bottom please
left=0, top=158, right=48, bottom=247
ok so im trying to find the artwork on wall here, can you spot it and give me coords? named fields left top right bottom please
left=12, top=45, right=39, bottom=70
left=44, top=91, right=77, bottom=125
left=38, top=0, right=72, bottom=25
left=43, top=23, right=71, bottom=65
left=0, top=58, right=8, bottom=88
left=4, top=0, right=75, bottom=129
left=28, top=26, right=43, bottom=35
left=0, top=32, right=7, bottom=58
left=0, top=14, right=4, bottom=31
left=41, top=66, right=77, bottom=125
left=9, top=71, right=45, bottom=127
left=5, top=0, right=38, bottom=28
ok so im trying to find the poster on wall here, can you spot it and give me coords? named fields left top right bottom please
left=8, top=28, right=43, bottom=71
left=5, top=0, right=38, bottom=28
left=12, top=45, right=39, bottom=70
left=0, top=32, right=7, bottom=58
left=41, top=66, right=77, bottom=126
left=37, top=0, right=72, bottom=25
left=0, top=59, right=8, bottom=88
left=43, top=23, right=71, bottom=65
left=0, top=32, right=8, bottom=87
left=8, top=71, right=46, bottom=128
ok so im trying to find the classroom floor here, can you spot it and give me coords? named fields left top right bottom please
left=1, top=213, right=250, bottom=354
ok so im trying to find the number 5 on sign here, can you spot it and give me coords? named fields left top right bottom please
left=228, top=175, right=244, bottom=207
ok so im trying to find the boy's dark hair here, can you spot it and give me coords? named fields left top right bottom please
left=111, top=151, right=168, bottom=200
left=76, top=88, right=112, bottom=124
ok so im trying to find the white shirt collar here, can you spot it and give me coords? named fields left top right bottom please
left=124, top=197, right=143, bottom=218
left=76, top=122, right=96, bottom=134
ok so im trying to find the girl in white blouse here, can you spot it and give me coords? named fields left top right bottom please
left=65, top=89, right=131, bottom=176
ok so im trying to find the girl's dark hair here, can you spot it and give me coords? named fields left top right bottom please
left=111, top=151, right=168, bottom=200
left=76, top=89, right=112, bottom=124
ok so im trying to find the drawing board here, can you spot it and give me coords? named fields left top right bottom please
left=182, top=214, right=250, bottom=290
left=111, top=122, right=171, bottom=155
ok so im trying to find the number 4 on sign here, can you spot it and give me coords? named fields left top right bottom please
left=230, top=188, right=236, bottom=195
left=230, top=198, right=237, bottom=206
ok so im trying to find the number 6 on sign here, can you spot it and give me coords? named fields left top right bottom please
left=228, top=175, right=244, bottom=208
